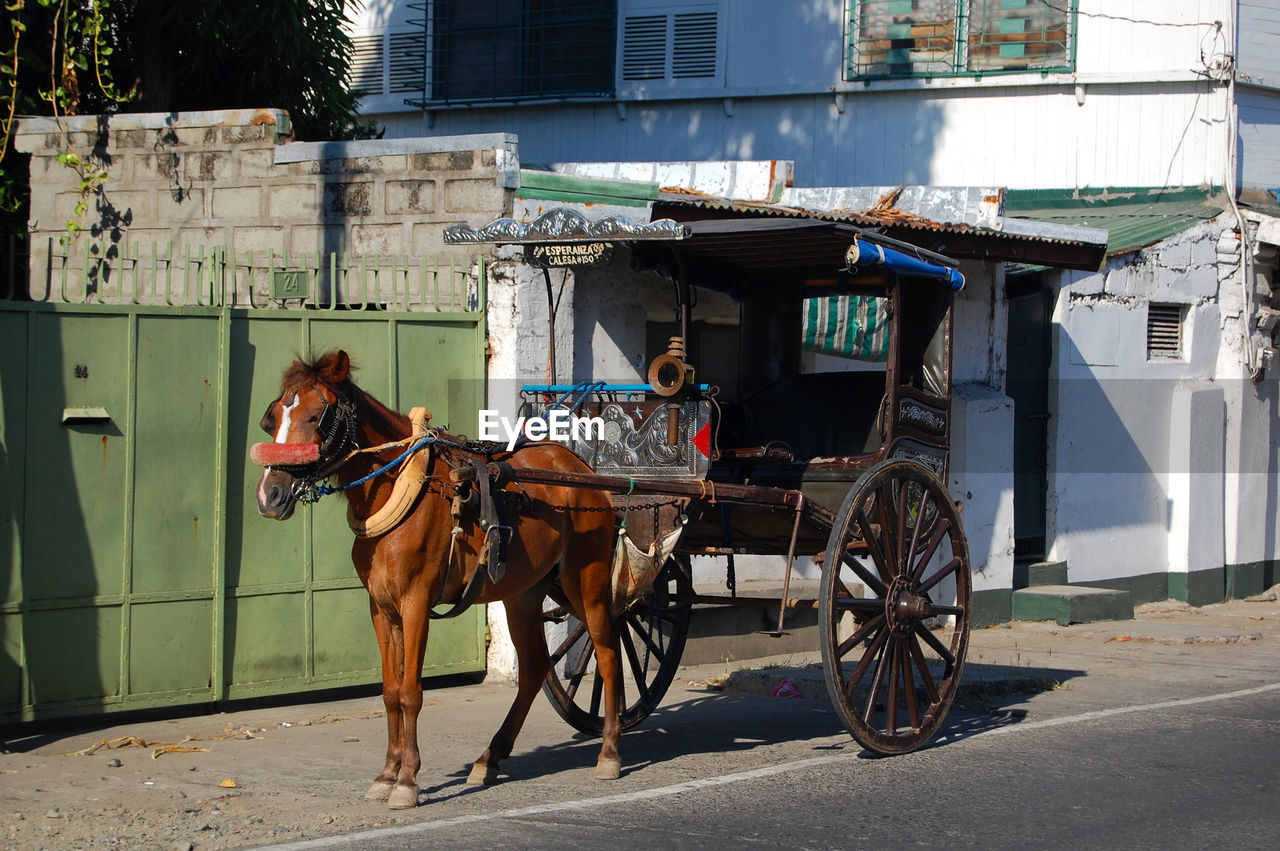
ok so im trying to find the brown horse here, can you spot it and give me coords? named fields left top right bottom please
left=253, top=350, right=621, bottom=809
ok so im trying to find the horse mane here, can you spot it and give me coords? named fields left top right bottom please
left=281, top=350, right=411, bottom=436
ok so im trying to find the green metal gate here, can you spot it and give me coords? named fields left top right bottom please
left=0, top=243, right=488, bottom=722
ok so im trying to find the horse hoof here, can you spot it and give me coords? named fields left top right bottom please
left=387, top=785, right=419, bottom=809
left=467, top=763, right=499, bottom=786
left=364, top=780, right=394, bottom=801
left=593, top=758, right=622, bottom=780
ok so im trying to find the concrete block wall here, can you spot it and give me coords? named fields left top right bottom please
left=14, top=110, right=517, bottom=303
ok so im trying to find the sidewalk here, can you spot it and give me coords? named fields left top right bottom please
left=2, top=591, right=1277, bottom=849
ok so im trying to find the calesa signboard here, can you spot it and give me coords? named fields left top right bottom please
left=525, top=242, right=613, bottom=268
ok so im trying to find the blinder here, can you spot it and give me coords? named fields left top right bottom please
left=317, top=398, right=344, bottom=456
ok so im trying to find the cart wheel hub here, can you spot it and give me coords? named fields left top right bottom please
left=886, top=576, right=929, bottom=633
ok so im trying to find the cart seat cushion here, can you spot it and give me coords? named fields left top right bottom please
left=722, top=371, right=886, bottom=460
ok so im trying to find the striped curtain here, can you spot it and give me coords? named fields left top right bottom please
left=802, top=295, right=890, bottom=361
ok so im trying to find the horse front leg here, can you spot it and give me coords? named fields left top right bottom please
left=365, top=603, right=404, bottom=801
left=387, top=597, right=430, bottom=809
left=468, top=588, right=552, bottom=786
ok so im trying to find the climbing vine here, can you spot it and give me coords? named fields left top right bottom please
left=1, top=0, right=134, bottom=242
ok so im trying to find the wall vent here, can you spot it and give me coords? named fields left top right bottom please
left=672, top=12, right=718, bottom=78
left=1147, top=303, right=1186, bottom=359
left=388, top=32, right=426, bottom=93
left=349, top=34, right=385, bottom=93
left=621, top=7, right=719, bottom=84
left=622, top=15, right=668, bottom=81
left=349, top=31, right=425, bottom=97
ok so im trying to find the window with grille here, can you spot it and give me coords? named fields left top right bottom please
left=1147, top=303, right=1186, bottom=360
left=423, top=0, right=616, bottom=103
left=620, top=7, right=721, bottom=86
left=848, top=0, right=1074, bottom=80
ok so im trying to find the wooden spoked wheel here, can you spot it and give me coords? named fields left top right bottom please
left=541, top=556, right=693, bottom=735
left=819, top=459, right=971, bottom=755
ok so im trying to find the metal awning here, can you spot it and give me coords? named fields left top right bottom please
left=446, top=209, right=966, bottom=290
left=651, top=197, right=1109, bottom=271
left=1004, top=186, right=1224, bottom=258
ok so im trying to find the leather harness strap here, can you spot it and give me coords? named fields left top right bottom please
left=347, top=407, right=433, bottom=538
left=429, top=456, right=510, bottom=620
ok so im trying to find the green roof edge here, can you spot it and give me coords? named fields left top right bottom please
left=518, top=169, right=661, bottom=206
left=1004, top=185, right=1223, bottom=212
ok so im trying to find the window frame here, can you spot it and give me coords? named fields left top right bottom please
left=845, top=0, right=1077, bottom=83
left=418, top=0, right=619, bottom=106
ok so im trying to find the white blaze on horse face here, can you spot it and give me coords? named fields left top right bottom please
left=274, top=394, right=300, bottom=443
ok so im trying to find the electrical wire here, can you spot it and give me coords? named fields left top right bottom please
left=1037, top=1, right=1222, bottom=29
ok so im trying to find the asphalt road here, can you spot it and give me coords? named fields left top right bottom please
left=270, top=683, right=1280, bottom=850
left=6, top=599, right=1276, bottom=849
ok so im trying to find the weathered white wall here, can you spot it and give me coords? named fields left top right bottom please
left=950, top=385, right=1015, bottom=594
left=1045, top=221, right=1229, bottom=589
left=1167, top=387, right=1227, bottom=577
left=1216, top=216, right=1280, bottom=571
left=953, top=261, right=1008, bottom=387
left=1221, top=378, right=1280, bottom=569
left=948, top=261, right=1014, bottom=593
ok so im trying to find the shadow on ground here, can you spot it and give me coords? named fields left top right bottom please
left=422, top=659, right=1084, bottom=795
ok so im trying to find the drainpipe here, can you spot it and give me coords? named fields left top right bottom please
left=1222, top=9, right=1264, bottom=381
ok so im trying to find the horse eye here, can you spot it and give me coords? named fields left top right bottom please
left=309, top=414, right=321, bottom=423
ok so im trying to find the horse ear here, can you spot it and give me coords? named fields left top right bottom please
left=318, top=350, right=351, bottom=384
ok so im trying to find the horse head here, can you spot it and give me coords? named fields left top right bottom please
left=253, top=349, right=357, bottom=520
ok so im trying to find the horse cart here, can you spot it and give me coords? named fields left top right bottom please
left=444, top=208, right=972, bottom=757
left=253, top=207, right=976, bottom=806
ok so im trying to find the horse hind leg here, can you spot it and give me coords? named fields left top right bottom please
left=469, top=589, right=552, bottom=786
left=584, top=610, right=624, bottom=780
left=557, top=546, right=624, bottom=780
left=386, top=602, right=431, bottom=809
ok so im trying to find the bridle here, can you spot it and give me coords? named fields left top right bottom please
left=264, top=380, right=360, bottom=503
left=263, top=381, right=443, bottom=511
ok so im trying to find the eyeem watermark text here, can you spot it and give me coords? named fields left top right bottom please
left=478, top=410, right=605, bottom=451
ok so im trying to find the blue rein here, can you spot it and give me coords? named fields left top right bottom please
left=312, top=433, right=437, bottom=498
